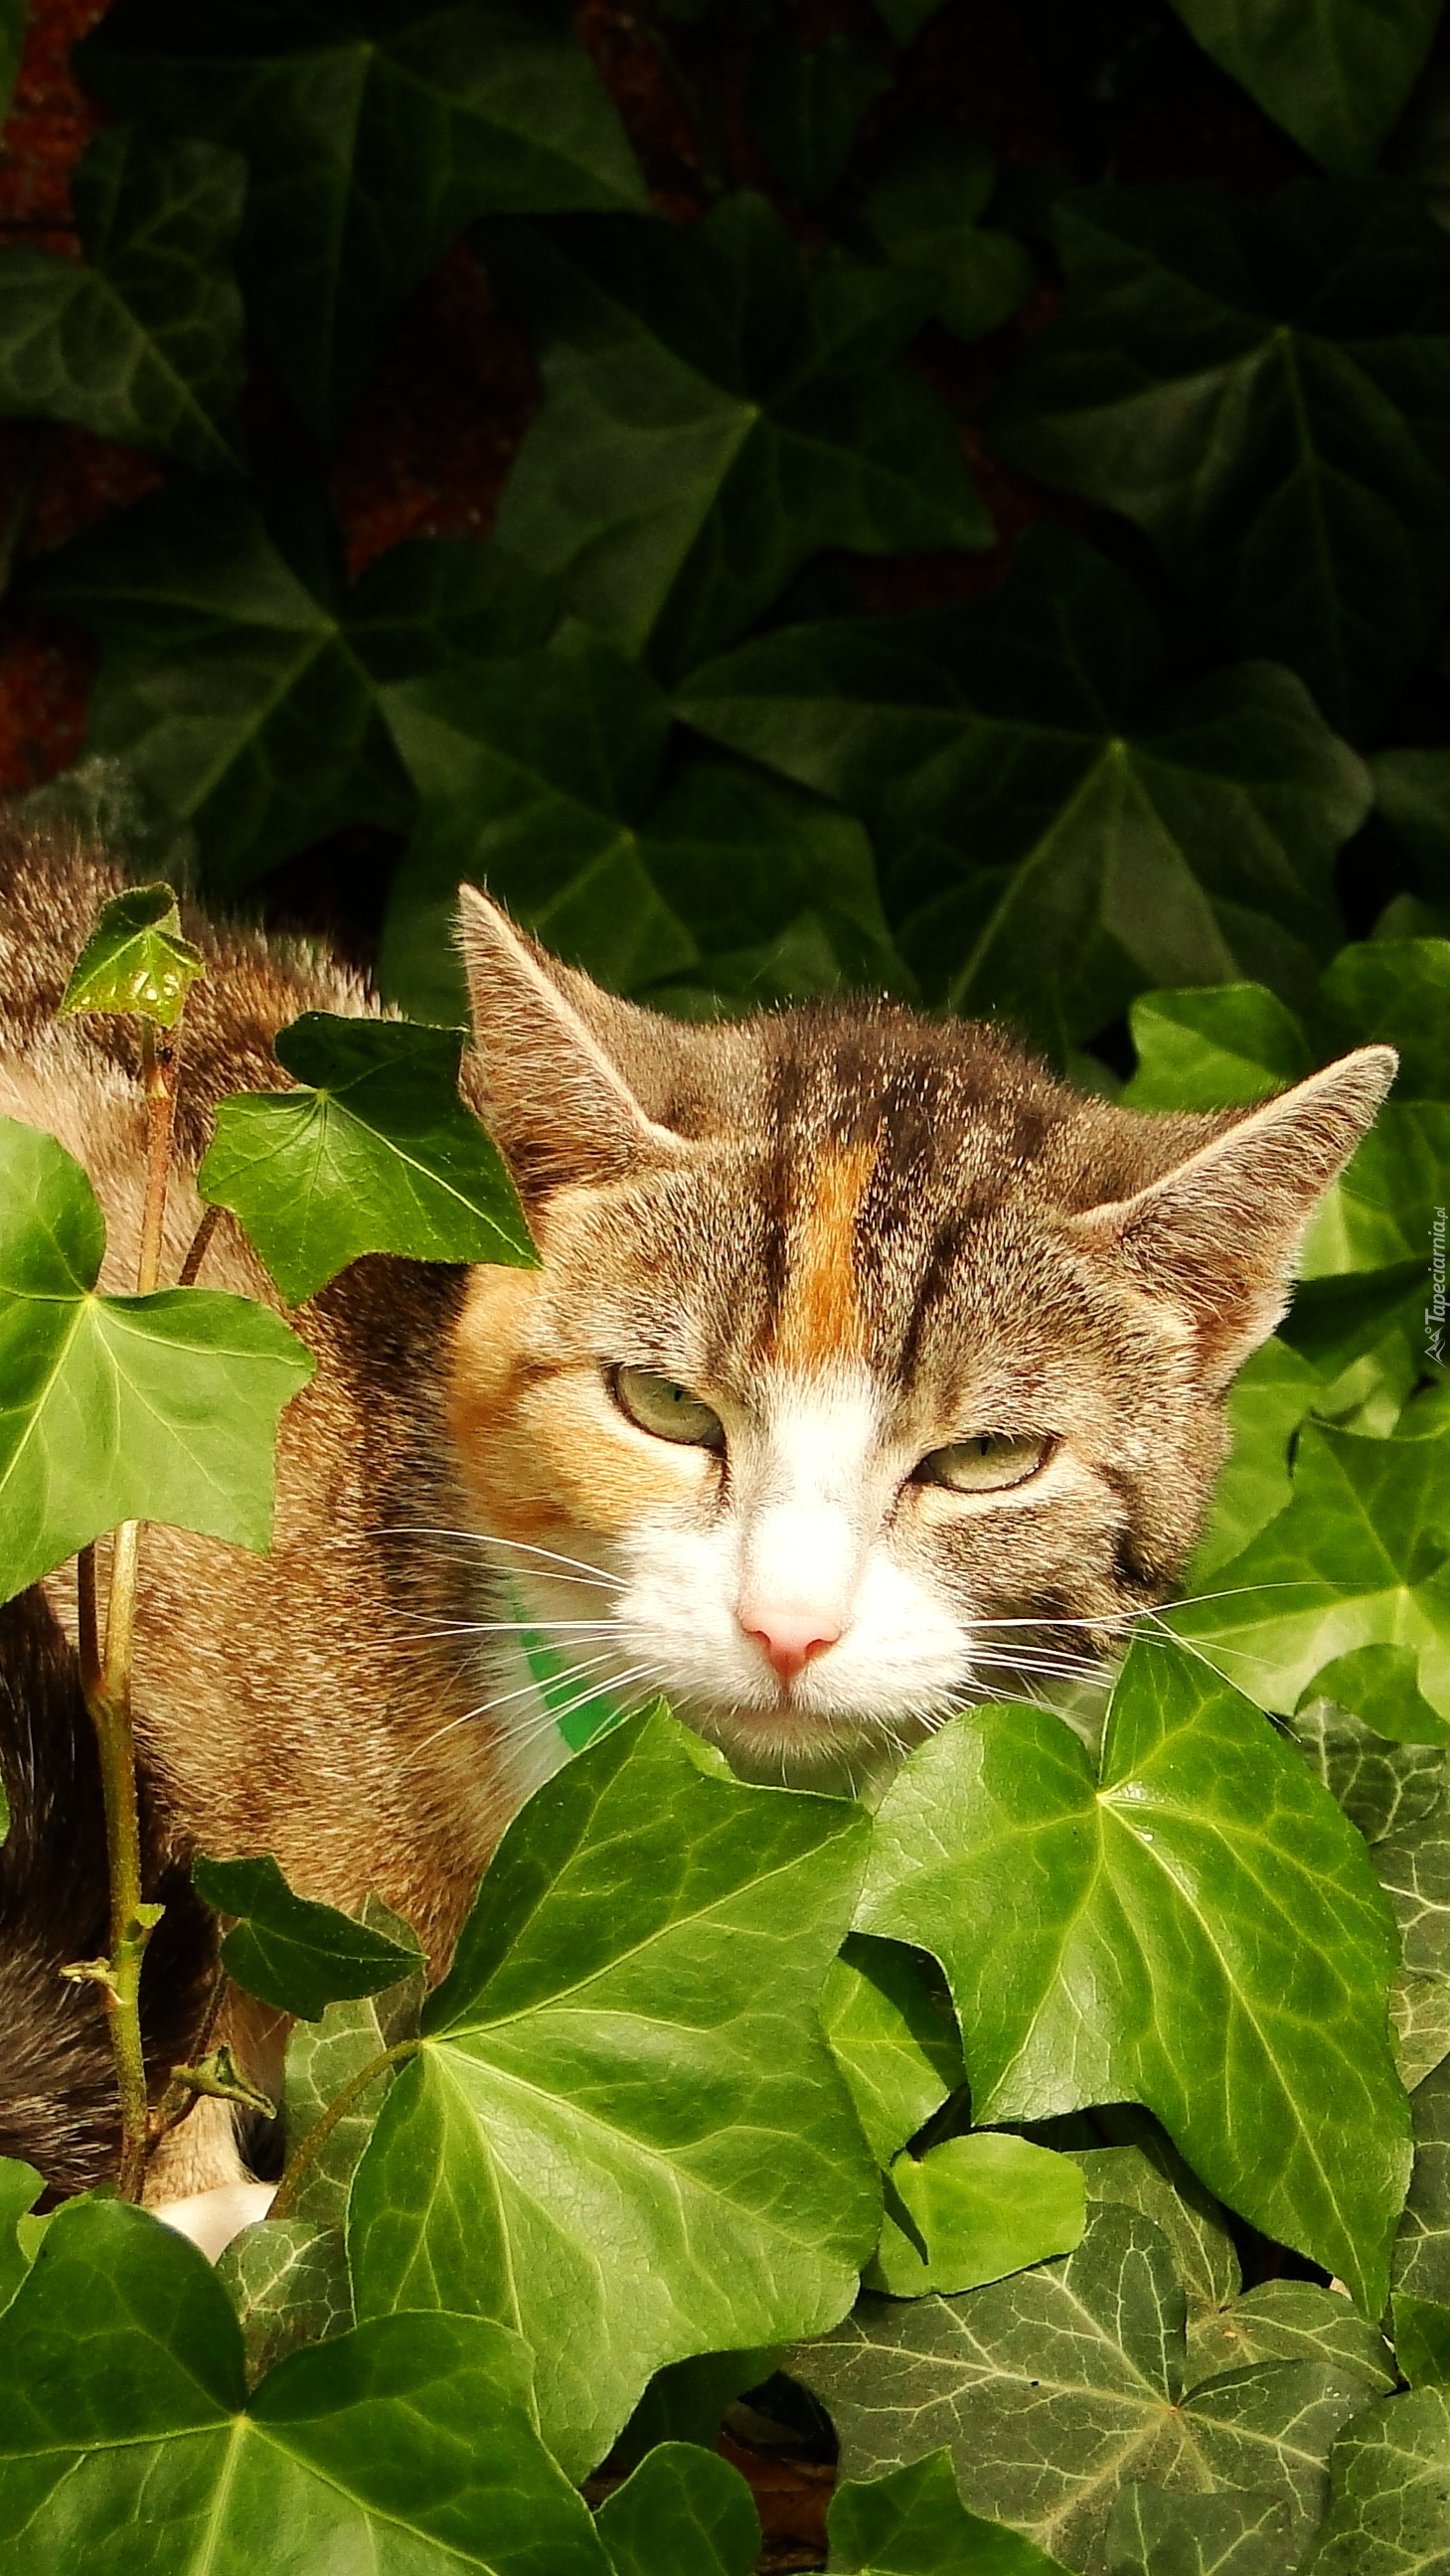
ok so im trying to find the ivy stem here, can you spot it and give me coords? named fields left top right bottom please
left=268, top=2038, right=420, bottom=2222
left=78, top=1019, right=184, bottom=2200
left=178, top=1201, right=221, bottom=1286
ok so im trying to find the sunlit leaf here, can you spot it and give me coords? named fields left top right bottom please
left=594, top=2442, right=760, bottom=2576
left=829, top=2448, right=1071, bottom=2573
left=821, top=1933, right=966, bottom=2167
left=857, top=1639, right=1411, bottom=2308
left=192, top=1852, right=425, bottom=2020
left=0, top=1117, right=312, bottom=1603
left=59, top=881, right=203, bottom=1029
left=868, top=2135, right=1086, bottom=2299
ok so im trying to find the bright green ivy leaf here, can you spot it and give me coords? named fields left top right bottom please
left=1298, top=1104, right=1450, bottom=1277
left=192, top=1852, right=425, bottom=2020
left=1189, top=1338, right=1323, bottom=1579
left=990, top=184, right=1450, bottom=737
left=0, top=2197, right=610, bottom=2572
left=198, top=1015, right=536, bottom=1305
left=1122, top=983, right=1311, bottom=1108
left=821, top=1933, right=966, bottom=2167
left=1276, top=1263, right=1431, bottom=1431
left=80, top=0, right=646, bottom=441
left=490, top=193, right=990, bottom=677
left=829, top=2448, right=1071, bottom=2574
left=1392, top=2293, right=1450, bottom=2388
left=59, top=881, right=203, bottom=1028
left=0, top=2165, right=41, bottom=2321
left=1174, top=1423, right=1450, bottom=1723
left=0, top=123, right=245, bottom=471
left=27, top=487, right=553, bottom=891
left=1105, top=2482, right=1292, bottom=2576
left=1164, top=0, right=1440, bottom=175
left=862, top=133, right=1037, bottom=342
left=1286, top=1696, right=1445, bottom=1845
left=1313, top=940, right=1450, bottom=1100
left=0, top=1117, right=312, bottom=1604
left=677, top=529, right=1366, bottom=1046
left=1303, top=1646, right=1450, bottom=1745
left=1304, top=2383, right=1450, bottom=2571
left=346, top=1707, right=879, bottom=2481
left=857, top=1638, right=1411, bottom=2310
left=868, top=2135, right=1086, bottom=2299
left=798, top=2204, right=1371, bottom=2570
left=594, top=2443, right=760, bottom=2576
left=1394, top=2049, right=1450, bottom=2300
left=378, top=626, right=907, bottom=1024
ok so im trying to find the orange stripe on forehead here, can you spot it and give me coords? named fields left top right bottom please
left=773, top=1142, right=877, bottom=1368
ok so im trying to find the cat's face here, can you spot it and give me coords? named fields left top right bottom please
left=450, top=901, right=1394, bottom=1782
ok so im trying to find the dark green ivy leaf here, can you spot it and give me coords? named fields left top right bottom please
left=0, top=1117, right=313, bottom=1604
left=594, top=2443, right=760, bottom=2576
left=798, top=2204, right=1370, bottom=2570
left=751, top=28, right=893, bottom=207
left=1304, top=2383, right=1450, bottom=2571
left=829, top=2448, right=1071, bottom=2573
left=677, top=529, right=1366, bottom=1046
left=59, top=881, right=204, bottom=1028
left=0, top=122, right=245, bottom=471
left=857, top=1638, right=1411, bottom=2310
left=1312, top=938, right=1450, bottom=1100
left=1391, top=2291, right=1450, bottom=2388
left=0, top=0, right=24, bottom=129
left=862, top=132, right=1037, bottom=343
left=192, top=1851, right=425, bottom=2020
left=489, top=194, right=991, bottom=677
left=990, top=183, right=1450, bottom=737
left=378, top=623, right=908, bottom=1024
left=1164, top=0, right=1440, bottom=177
left=1105, top=2481, right=1293, bottom=2575
left=0, top=2197, right=610, bottom=2570
left=27, top=486, right=549, bottom=890
left=80, top=0, right=647, bottom=441
left=198, top=1015, right=537, bottom=1304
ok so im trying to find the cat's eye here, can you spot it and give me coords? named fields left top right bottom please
left=915, top=1432, right=1049, bottom=1494
left=611, top=1366, right=725, bottom=1450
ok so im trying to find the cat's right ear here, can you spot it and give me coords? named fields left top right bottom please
left=456, top=886, right=688, bottom=1200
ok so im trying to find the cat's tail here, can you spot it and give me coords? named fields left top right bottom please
left=0, top=1588, right=216, bottom=2197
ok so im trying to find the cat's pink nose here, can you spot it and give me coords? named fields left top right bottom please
left=740, top=1609, right=843, bottom=1685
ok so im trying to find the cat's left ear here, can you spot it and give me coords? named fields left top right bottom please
left=1068, top=1046, right=1397, bottom=1388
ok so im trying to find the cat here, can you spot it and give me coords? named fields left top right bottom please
left=0, top=818, right=1394, bottom=2211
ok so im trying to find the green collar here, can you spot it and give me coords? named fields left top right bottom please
left=507, top=1583, right=630, bottom=1753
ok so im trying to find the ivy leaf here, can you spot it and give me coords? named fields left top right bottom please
left=0, top=0, right=23, bottom=127
left=857, top=1638, right=1411, bottom=2311
left=197, top=1016, right=537, bottom=1305
left=751, top=29, right=893, bottom=207
left=829, top=2448, right=1072, bottom=2573
left=1173, top=1423, right=1450, bottom=1724
left=347, top=1708, right=880, bottom=2480
left=677, top=530, right=1366, bottom=1045
left=80, top=0, right=646, bottom=442
left=0, top=1116, right=312, bottom=1604
left=26, top=487, right=550, bottom=891
left=278, top=1907, right=427, bottom=2236
left=1121, top=984, right=1310, bottom=1109
left=192, top=1852, right=425, bottom=2020
left=1284, top=1696, right=1446, bottom=1845
left=1374, top=748, right=1450, bottom=916
left=1163, top=0, right=1440, bottom=176
left=594, top=2443, right=760, bottom=2576
left=1391, top=2292, right=1450, bottom=2387
left=863, top=133, right=1037, bottom=343
left=990, top=184, right=1450, bottom=737
left=821, top=1932, right=967, bottom=2167
left=867, top=2136, right=1086, bottom=2299
left=869, top=0, right=949, bottom=38
left=1188, top=1339, right=1323, bottom=1579
left=59, top=881, right=204, bottom=1029
left=1391, top=1973, right=1450, bottom=2093
left=1304, top=2384, right=1450, bottom=2571
left=1375, top=1782, right=1450, bottom=1983
left=1105, top=2482, right=1293, bottom=2576
left=1185, top=2281, right=1395, bottom=2396
left=797, top=2204, right=1371, bottom=2569
left=0, top=123, right=245, bottom=470
left=489, top=194, right=990, bottom=677
left=1312, top=938, right=1450, bottom=1100
left=1304, top=1646, right=1450, bottom=1746
left=1394, top=2050, right=1450, bottom=2301
left=0, top=2198, right=611, bottom=2570
left=215, top=2216, right=352, bottom=2385
left=1067, top=2140, right=1240, bottom=2320
left=1297, top=1104, right=1450, bottom=1277
left=376, top=624, right=692, bottom=1023
left=0, top=2162, right=42, bottom=2320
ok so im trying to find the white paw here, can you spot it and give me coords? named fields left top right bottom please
left=153, top=2179, right=277, bottom=2262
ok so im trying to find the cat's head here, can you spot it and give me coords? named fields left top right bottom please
left=449, top=890, right=1394, bottom=1779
